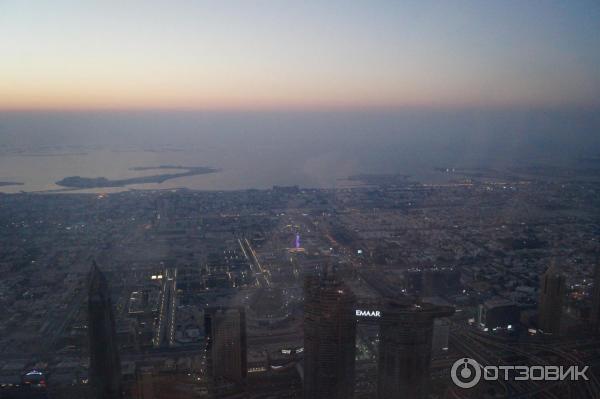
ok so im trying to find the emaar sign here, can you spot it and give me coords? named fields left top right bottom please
left=356, top=309, right=381, bottom=317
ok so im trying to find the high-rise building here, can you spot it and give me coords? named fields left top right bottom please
left=377, top=300, right=454, bottom=399
left=478, top=298, right=520, bottom=330
left=590, top=262, right=600, bottom=332
left=204, top=307, right=247, bottom=383
left=538, top=263, right=565, bottom=335
left=88, top=262, right=122, bottom=399
left=303, top=272, right=356, bottom=399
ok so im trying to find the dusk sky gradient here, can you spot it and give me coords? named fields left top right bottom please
left=1, top=1, right=599, bottom=110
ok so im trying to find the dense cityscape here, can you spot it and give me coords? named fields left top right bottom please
left=2, top=2, right=600, bottom=398
left=1, top=166, right=599, bottom=398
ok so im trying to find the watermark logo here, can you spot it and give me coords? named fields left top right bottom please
left=451, top=358, right=481, bottom=388
left=451, top=358, right=590, bottom=389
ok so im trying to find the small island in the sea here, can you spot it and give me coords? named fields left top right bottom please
left=56, top=165, right=218, bottom=189
left=0, top=181, right=24, bottom=187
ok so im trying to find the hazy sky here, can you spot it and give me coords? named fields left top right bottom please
left=1, top=1, right=599, bottom=110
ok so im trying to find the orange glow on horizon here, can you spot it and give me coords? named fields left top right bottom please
left=3, top=86, right=594, bottom=112
left=1, top=2, right=598, bottom=113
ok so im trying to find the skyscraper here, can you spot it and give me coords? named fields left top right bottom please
left=204, top=307, right=247, bottom=383
left=88, top=262, right=122, bottom=399
left=376, top=300, right=454, bottom=399
left=303, top=272, right=356, bottom=399
left=538, top=263, right=565, bottom=335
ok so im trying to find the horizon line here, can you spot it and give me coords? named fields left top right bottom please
left=2, top=103, right=599, bottom=114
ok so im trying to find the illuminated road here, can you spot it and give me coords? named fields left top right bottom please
left=167, top=268, right=177, bottom=346
left=239, top=238, right=271, bottom=288
left=154, top=268, right=177, bottom=348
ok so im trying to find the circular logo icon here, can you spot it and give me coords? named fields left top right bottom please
left=451, top=358, right=482, bottom=389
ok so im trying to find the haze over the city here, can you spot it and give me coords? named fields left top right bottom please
left=1, top=1, right=600, bottom=194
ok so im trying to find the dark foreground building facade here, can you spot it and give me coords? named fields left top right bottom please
left=538, top=263, right=565, bottom=335
left=376, top=300, right=454, bottom=399
left=88, top=262, right=122, bottom=399
left=303, top=273, right=357, bottom=399
left=204, top=306, right=248, bottom=384
left=303, top=267, right=455, bottom=399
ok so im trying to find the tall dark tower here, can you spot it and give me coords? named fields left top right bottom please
left=204, top=307, right=247, bottom=383
left=303, top=271, right=356, bottom=399
left=377, top=300, right=454, bottom=399
left=591, top=262, right=600, bottom=332
left=88, top=262, right=122, bottom=399
left=538, top=263, right=565, bottom=335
